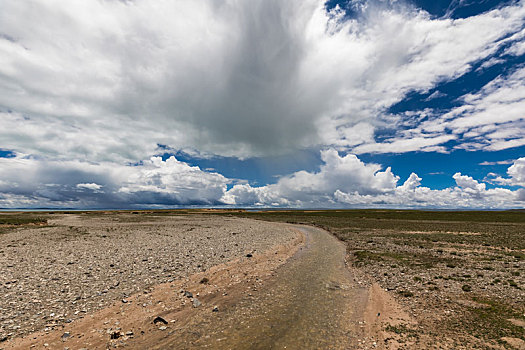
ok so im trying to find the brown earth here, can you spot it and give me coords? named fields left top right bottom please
left=0, top=214, right=410, bottom=350
left=0, top=213, right=296, bottom=345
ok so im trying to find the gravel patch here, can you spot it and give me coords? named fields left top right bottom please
left=0, top=213, right=295, bottom=341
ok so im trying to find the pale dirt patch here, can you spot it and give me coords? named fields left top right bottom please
left=363, top=282, right=415, bottom=349
left=509, top=319, right=525, bottom=328
left=501, top=337, right=525, bottom=349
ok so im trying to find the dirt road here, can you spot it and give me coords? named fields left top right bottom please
left=6, top=223, right=401, bottom=349
left=160, top=225, right=370, bottom=349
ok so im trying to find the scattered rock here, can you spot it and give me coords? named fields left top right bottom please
left=0, top=214, right=296, bottom=340
left=183, top=291, right=193, bottom=298
left=61, top=332, right=71, bottom=341
left=159, top=326, right=167, bottom=331
left=193, top=298, right=202, bottom=308
left=110, top=331, right=121, bottom=339
left=153, top=316, right=168, bottom=325
left=212, top=306, right=219, bottom=312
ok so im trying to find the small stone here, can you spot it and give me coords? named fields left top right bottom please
left=200, top=277, right=209, bottom=284
left=212, top=306, right=219, bottom=312
left=193, top=298, right=202, bottom=308
left=125, top=331, right=133, bottom=336
left=183, top=291, right=193, bottom=298
left=110, top=331, right=121, bottom=339
left=121, top=299, right=128, bottom=304
left=159, top=326, right=167, bottom=331
left=153, top=316, right=168, bottom=325
left=62, top=332, right=71, bottom=341
left=246, top=253, right=253, bottom=258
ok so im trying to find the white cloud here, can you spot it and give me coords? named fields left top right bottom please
left=223, top=149, right=399, bottom=206
left=76, top=183, right=102, bottom=191
left=388, top=65, right=525, bottom=153
left=1, top=0, right=525, bottom=161
left=0, top=150, right=523, bottom=209
left=476, top=57, right=505, bottom=71
left=119, top=156, right=230, bottom=205
left=479, top=159, right=515, bottom=165
left=491, top=157, right=525, bottom=186
left=425, top=90, right=446, bottom=101
left=223, top=149, right=525, bottom=208
left=0, top=155, right=229, bottom=208
left=508, top=157, right=525, bottom=186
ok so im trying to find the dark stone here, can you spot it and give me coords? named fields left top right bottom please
left=110, top=331, right=121, bottom=339
left=246, top=253, right=253, bottom=258
left=153, top=316, right=168, bottom=325
left=183, top=291, right=193, bottom=298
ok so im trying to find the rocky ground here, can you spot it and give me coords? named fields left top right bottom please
left=0, top=212, right=296, bottom=344
left=231, top=210, right=525, bottom=349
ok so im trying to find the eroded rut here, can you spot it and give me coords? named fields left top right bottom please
left=160, top=225, right=369, bottom=349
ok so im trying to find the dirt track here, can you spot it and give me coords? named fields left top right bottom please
left=2, top=216, right=409, bottom=349
left=159, top=225, right=370, bottom=349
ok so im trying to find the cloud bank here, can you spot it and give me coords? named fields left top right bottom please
left=223, top=151, right=524, bottom=209
left=1, top=151, right=522, bottom=209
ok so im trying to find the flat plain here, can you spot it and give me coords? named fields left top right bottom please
left=0, top=209, right=524, bottom=349
left=225, top=209, right=525, bottom=349
left=0, top=211, right=297, bottom=347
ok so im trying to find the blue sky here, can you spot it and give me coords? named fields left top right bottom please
left=0, top=0, right=524, bottom=209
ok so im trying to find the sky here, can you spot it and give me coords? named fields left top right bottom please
left=0, top=0, right=524, bottom=209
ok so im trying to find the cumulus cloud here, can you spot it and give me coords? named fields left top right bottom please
left=223, top=149, right=524, bottom=208
left=488, top=157, right=525, bottom=186
left=222, top=149, right=399, bottom=206
left=1, top=0, right=525, bottom=161
left=0, top=150, right=523, bottom=209
left=119, top=156, right=230, bottom=205
left=0, top=155, right=229, bottom=208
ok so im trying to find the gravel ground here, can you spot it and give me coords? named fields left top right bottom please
left=0, top=213, right=295, bottom=341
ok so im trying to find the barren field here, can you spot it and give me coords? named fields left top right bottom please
left=0, top=212, right=296, bottom=345
left=1, top=209, right=524, bottom=349
left=228, top=209, right=525, bottom=349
